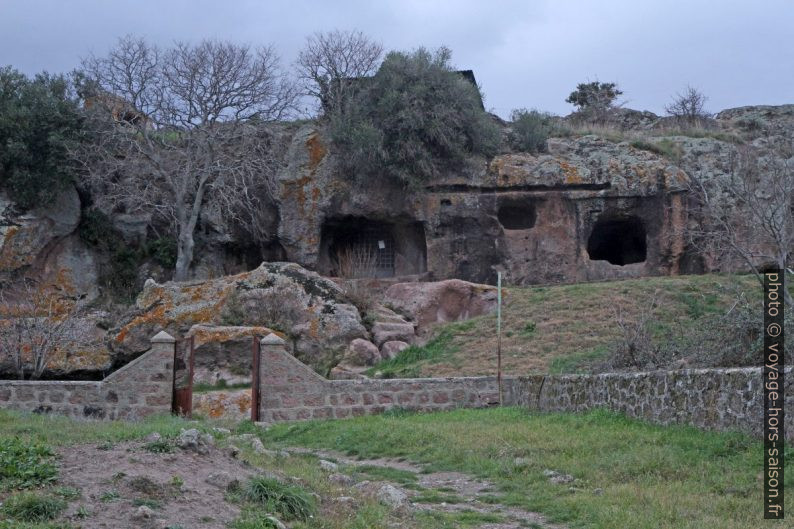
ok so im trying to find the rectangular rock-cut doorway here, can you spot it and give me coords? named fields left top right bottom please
left=318, top=217, right=427, bottom=278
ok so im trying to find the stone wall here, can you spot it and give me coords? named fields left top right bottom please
left=258, top=334, right=513, bottom=422
left=512, top=368, right=793, bottom=440
left=258, top=334, right=792, bottom=440
left=0, top=332, right=175, bottom=420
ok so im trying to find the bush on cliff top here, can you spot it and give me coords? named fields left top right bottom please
left=329, top=47, right=500, bottom=187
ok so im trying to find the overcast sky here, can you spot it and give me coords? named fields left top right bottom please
left=1, top=0, right=792, bottom=119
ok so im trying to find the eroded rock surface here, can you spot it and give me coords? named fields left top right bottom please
left=112, top=262, right=367, bottom=373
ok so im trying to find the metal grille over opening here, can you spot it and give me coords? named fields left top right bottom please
left=319, top=217, right=427, bottom=278
left=587, top=215, right=647, bottom=266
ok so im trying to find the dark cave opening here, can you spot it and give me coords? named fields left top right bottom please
left=319, top=217, right=427, bottom=278
left=497, top=199, right=536, bottom=230
left=587, top=216, right=647, bottom=266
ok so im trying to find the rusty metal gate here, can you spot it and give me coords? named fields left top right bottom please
left=172, top=336, right=195, bottom=417
left=251, top=336, right=261, bottom=422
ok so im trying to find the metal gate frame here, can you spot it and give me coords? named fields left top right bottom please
left=251, top=336, right=261, bottom=422
left=171, top=335, right=195, bottom=417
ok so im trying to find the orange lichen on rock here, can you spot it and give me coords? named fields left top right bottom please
left=305, top=132, right=327, bottom=174
left=189, top=325, right=276, bottom=348
left=559, top=161, right=582, bottom=184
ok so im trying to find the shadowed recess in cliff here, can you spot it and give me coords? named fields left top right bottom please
left=317, top=216, right=427, bottom=278
left=587, top=215, right=647, bottom=266
left=497, top=197, right=536, bottom=230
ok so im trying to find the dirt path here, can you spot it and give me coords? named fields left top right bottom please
left=286, top=447, right=565, bottom=529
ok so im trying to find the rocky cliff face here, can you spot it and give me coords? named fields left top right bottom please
left=1, top=104, right=792, bottom=377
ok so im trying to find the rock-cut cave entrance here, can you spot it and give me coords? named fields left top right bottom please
left=497, top=197, right=536, bottom=230
left=586, top=215, right=647, bottom=266
left=319, top=217, right=427, bottom=278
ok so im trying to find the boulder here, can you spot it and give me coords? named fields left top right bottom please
left=340, top=338, right=381, bottom=367
left=319, top=459, right=339, bottom=472
left=380, top=340, right=409, bottom=360
left=383, top=279, right=498, bottom=336
left=376, top=483, right=409, bottom=508
left=329, top=365, right=368, bottom=380
left=371, top=322, right=416, bottom=347
left=112, top=262, right=368, bottom=372
left=176, top=428, right=212, bottom=454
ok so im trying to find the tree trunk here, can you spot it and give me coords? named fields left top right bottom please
left=174, top=232, right=195, bottom=282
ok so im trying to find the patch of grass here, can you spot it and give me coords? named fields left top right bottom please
left=416, top=509, right=506, bottom=527
left=367, top=320, right=475, bottom=378
left=144, top=438, right=174, bottom=453
left=0, top=522, right=76, bottom=529
left=412, top=489, right=465, bottom=504
left=229, top=511, right=284, bottom=529
left=0, top=438, right=58, bottom=490
left=264, top=407, right=794, bottom=529
left=99, top=489, right=120, bottom=502
left=238, top=476, right=316, bottom=521
left=548, top=345, right=609, bottom=374
left=520, top=321, right=536, bottom=337
left=0, top=492, right=66, bottom=521
left=52, top=486, right=80, bottom=500
left=0, top=411, right=197, bottom=447
left=352, top=464, right=418, bottom=485
left=132, top=498, right=161, bottom=509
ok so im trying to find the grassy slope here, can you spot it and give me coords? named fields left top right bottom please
left=374, top=273, right=760, bottom=378
left=265, top=407, right=792, bottom=529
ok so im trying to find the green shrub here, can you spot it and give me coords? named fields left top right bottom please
left=0, top=492, right=66, bottom=521
left=229, top=511, right=284, bottom=529
left=146, top=236, right=178, bottom=269
left=79, top=208, right=142, bottom=303
left=0, top=68, right=84, bottom=210
left=509, top=109, right=554, bottom=153
left=0, top=438, right=57, bottom=490
left=239, top=476, right=315, bottom=521
left=78, top=208, right=117, bottom=249
left=331, top=46, right=501, bottom=187
left=144, top=438, right=174, bottom=454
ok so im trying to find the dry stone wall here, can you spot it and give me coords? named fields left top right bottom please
left=511, top=368, right=793, bottom=440
left=0, top=332, right=174, bottom=420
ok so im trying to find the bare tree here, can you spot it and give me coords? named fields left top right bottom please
left=686, top=144, right=794, bottom=304
left=665, top=85, right=711, bottom=125
left=0, top=280, right=80, bottom=380
left=296, top=30, right=383, bottom=116
left=76, top=36, right=297, bottom=281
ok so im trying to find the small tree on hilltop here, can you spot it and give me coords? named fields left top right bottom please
left=665, top=85, right=711, bottom=125
left=565, top=81, right=623, bottom=123
left=76, top=36, right=298, bottom=281
left=297, top=30, right=383, bottom=117
left=331, top=46, right=501, bottom=187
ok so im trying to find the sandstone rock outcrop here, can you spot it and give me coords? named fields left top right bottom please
left=112, top=262, right=367, bottom=373
left=384, top=279, right=498, bottom=336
